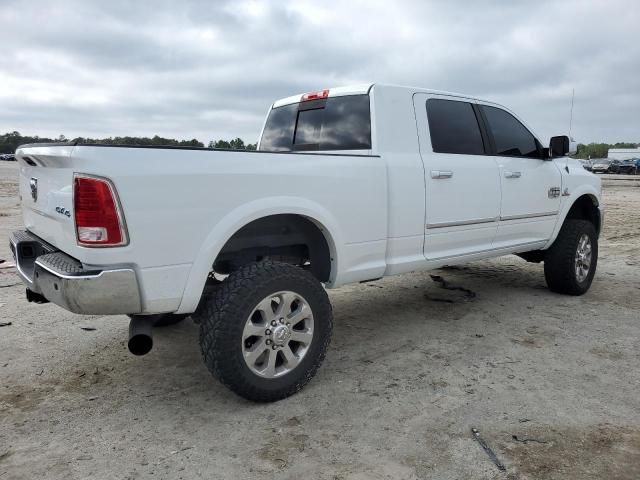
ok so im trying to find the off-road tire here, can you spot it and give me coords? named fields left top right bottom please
left=198, top=261, right=333, bottom=402
left=544, top=219, right=598, bottom=295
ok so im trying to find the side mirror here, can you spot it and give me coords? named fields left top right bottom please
left=549, top=135, right=570, bottom=158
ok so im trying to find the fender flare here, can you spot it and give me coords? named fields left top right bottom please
left=175, top=196, right=343, bottom=314
left=544, top=185, right=601, bottom=249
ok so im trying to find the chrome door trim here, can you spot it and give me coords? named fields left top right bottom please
left=499, top=211, right=558, bottom=222
left=426, top=217, right=498, bottom=229
left=426, top=211, right=558, bottom=229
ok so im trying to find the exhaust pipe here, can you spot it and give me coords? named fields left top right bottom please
left=128, top=315, right=154, bottom=356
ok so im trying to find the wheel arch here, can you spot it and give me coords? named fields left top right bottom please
left=545, top=188, right=601, bottom=249
left=213, top=214, right=333, bottom=281
left=175, top=197, right=342, bottom=314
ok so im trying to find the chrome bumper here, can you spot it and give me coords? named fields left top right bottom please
left=9, top=230, right=142, bottom=315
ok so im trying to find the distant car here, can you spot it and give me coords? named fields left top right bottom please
left=591, top=159, right=612, bottom=173
left=613, top=159, right=636, bottom=175
left=624, top=158, right=640, bottom=175
left=0, top=154, right=16, bottom=161
left=608, top=159, right=623, bottom=173
left=578, top=159, right=593, bottom=171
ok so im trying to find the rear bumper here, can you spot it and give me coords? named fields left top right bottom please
left=10, top=230, right=142, bottom=315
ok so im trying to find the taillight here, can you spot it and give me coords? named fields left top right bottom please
left=301, top=89, right=329, bottom=102
left=73, top=174, right=128, bottom=247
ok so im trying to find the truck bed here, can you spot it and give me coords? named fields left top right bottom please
left=15, top=143, right=388, bottom=313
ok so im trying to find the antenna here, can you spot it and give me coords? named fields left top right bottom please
left=565, top=88, right=575, bottom=170
left=569, top=88, right=575, bottom=139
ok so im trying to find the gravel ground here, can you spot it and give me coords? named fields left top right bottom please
left=1, top=162, right=639, bottom=480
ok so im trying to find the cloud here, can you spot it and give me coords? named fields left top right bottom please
left=1, top=0, right=638, bottom=143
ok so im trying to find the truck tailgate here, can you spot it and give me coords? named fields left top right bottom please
left=16, top=144, right=78, bottom=254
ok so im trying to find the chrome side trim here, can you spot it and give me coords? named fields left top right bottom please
left=499, top=211, right=558, bottom=221
left=426, top=211, right=559, bottom=229
left=427, top=217, right=498, bottom=229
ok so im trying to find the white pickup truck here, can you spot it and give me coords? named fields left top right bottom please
left=11, top=84, right=602, bottom=401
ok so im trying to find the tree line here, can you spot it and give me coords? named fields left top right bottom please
left=2, top=131, right=636, bottom=158
left=0, top=131, right=256, bottom=154
left=575, top=142, right=638, bottom=159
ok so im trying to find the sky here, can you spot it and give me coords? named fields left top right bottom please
left=1, top=0, right=639, bottom=145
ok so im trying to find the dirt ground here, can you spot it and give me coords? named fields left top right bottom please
left=1, top=161, right=639, bottom=480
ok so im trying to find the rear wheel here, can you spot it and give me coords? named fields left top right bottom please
left=198, top=261, right=332, bottom=402
left=544, top=219, right=598, bottom=295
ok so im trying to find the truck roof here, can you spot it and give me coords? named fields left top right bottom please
left=271, top=83, right=498, bottom=108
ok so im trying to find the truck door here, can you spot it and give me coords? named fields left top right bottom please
left=477, top=104, right=562, bottom=248
left=413, top=94, right=501, bottom=260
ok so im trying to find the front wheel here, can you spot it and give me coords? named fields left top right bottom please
left=544, top=219, right=598, bottom=295
left=198, top=261, right=333, bottom=402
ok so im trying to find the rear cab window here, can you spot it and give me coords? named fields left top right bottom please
left=259, top=95, right=371, bottom=152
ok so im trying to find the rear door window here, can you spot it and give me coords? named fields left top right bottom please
left=259, top=95, right=371, bottom=152
left=481, top=105, right=540, bottom=158
left=426, top=99, right=486, bottom=155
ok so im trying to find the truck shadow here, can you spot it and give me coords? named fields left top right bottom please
left=122, top=258, right=549, bottom=404
left=7, top=255, right=637, bottom=480
left=14, top=254, right=621, bottom=417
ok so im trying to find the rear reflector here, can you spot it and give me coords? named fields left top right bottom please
left=73, top=174, right=128, bottom=247
left=301, top=89, right=329, bottom=102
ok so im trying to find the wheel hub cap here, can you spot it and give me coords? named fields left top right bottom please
left=271, top=324, right=291, bottom=346
left=241, top=291, right=314, bottom=378
left=575, top=234, right=592, bottom=283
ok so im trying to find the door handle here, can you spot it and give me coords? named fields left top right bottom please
left=431, top=170, right=453, bottom=179
left=504, top=171, right=522, bottom=178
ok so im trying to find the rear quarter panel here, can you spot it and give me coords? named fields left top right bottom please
left=57, top=147, right=387, bottom=312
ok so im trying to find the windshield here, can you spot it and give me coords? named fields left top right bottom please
left=594, top=160, right=610, bottom=165
left=259, top=94, right=371, bottom=152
